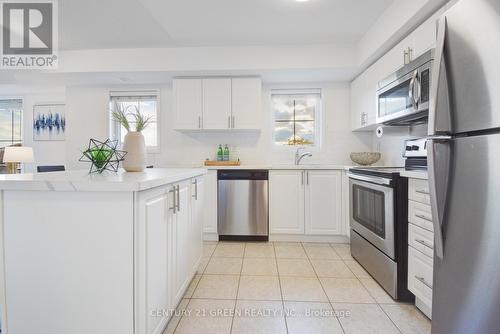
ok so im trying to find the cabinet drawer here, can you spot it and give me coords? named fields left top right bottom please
left=409, top=178, right=431, bottom=205
left=408, top=223, right=434, bottom=258
left=409, top=200, right=433, bottom=232
left=408, top=246, right=433, bottom=310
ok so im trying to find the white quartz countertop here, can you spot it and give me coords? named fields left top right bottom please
left=202, top=164, right=388, bottom=170
left=400, top=170, right=428, bottom=180
left=0, top=168, right=207, bottom=192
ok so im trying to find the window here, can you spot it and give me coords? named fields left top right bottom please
left=0, top=99, right=22, bottom=148
left=272, top=90, right=320, bottom=147
left=109, top=91, right=158, bottom=149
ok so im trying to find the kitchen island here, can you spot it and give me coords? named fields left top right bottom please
left=0, top=168, right=206, bottom=334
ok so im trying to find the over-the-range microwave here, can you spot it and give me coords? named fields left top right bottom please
left=376, top=49, right=434, bottom=126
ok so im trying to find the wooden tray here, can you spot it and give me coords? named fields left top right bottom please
left=204, top=160, right=241, bottom=166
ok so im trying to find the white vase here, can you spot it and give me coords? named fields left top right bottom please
left=122, top=131, right=146, bottom=172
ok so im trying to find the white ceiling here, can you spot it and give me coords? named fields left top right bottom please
left=59, top=0, right=394, bottom=50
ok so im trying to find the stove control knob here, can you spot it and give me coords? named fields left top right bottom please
left=412, top=145, right=419, bottom=151
left=406, top=146, right=412, bottom=151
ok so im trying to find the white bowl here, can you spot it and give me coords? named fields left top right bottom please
left=350, top=152, right=381, bottom=166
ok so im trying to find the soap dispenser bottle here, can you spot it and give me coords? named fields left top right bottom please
left=223, top=144, right=230, bottom=161
left=217, top=145, right=223, bottom=161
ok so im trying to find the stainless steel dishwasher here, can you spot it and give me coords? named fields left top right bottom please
left=217, top=170, right=268, bottom=241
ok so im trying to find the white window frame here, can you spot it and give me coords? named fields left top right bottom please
left=109, top=90, right=160, bottom=153
left=270, top=88, right=322, bottom=150
left=0, top=97, right=24, bottom=148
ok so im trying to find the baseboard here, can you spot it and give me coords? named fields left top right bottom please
left=269, top=234, right=350, bottom=243
left=203, top=233, right=219, bottom=241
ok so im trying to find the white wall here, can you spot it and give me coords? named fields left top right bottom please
left=154, top=81, right=372, bottom=167
left=6, top=81, right=372, bottom=170
left=372, top=124, right=428, bottom=167
left=0, top=85, right=66, bottom=172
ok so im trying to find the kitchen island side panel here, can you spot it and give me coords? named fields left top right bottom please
left=2, top=190, right=135, bottom=334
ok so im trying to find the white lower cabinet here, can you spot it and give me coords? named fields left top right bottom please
left=172, top=180, right=192, bottom=305
left=136, top=177, right=203, bottom=334
left=407, top=177, right=434, bottom=319
left=202, top=170, right=218, bottom=239
left=305, top=170, right=342, bottom=235
left=137, top=187, right=172, bottom=334
left=190, top=176, right=204, bottom=273
left=408, top=245, right=433, bottom=318
left=269, top=170, right=305, bottom=234
left=270, top=170, right=343, bottom=237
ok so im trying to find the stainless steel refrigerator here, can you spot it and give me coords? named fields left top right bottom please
left=428, top=0, right=500, bottom=333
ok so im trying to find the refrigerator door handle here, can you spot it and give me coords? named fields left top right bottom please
left=429, top=16, right=452, bottom=135
left=427, top=137, right=451, bottom=259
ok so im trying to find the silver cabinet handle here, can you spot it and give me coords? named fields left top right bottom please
left=415, top=213, right=433, bottom=222
left=192, top=179, right=198, bottom=200
left=231, top=115, right=235, bottom=128
left=169, top=188, right=176, bottom=214
left=415, top=189, right=430, bottom=195
left=228, top=116, right=231, bottom=129
left=176, top=185, right=180, bottom=211
left=198, top=116, right=201, bottom=129
left=415, top=239, right=433, bottom=249
left=415, top=276, right=433, bottom=289
left=306, top=171, right=309, bottom=185
left=301, top=171, right=304, bottom=185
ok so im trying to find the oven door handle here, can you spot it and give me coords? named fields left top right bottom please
left=347, top=172, right=392, bottom=186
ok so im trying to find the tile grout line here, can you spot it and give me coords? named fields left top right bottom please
left=378, top=303, right=404, bottom=334
left=273, top=241, right=290, bottom=334
left=302, top=242, right=347, bottom=334
left=229, top=242, right=245, bottom=334
left=170, top=242, right=217, bottom=334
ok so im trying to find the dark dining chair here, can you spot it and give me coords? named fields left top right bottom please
left=37, top=165, right=66, bottom=173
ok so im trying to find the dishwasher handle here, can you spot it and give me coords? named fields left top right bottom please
left=218, top=170, right=268, bottom=180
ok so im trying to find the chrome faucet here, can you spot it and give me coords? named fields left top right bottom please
left=295, top=148, right=312, bottom=165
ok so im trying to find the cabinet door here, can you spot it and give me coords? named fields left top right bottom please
left=410, top=14, right=437, bottom=59
left=203, top=170, right=218, bottom=236
left=351, top=68, right=378, bottom=131
left=269, top=170, right=305, bottom=234
left=138, top=187, right=171, bottom=334
left=202, top=78, right=232, bottom=130
left=190, top=176, right=204, bottom=273
left=173, top=79, right=202, bottom=130
left=172, top=181, right=192, bottom=305
left=305, top=170, right=342, bottom=235
left=231, top=78, right=262, bottom=129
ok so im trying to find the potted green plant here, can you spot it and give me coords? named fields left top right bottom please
left=112, top=102, right=152, bottom=172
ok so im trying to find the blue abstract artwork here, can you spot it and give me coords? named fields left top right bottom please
left=33, top=104, right=66, bottom=141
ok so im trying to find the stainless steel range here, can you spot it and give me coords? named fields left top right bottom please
left=347, top=141, right=427, bottom=301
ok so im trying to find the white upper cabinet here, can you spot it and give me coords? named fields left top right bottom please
left=305, top=170, right=342, bottom=235
left=351, top=11, right=441, bottom=131
left=173, top=77, right=262, bottom=130
left=173, top=78, right=203, bottom=130
left=231, top=78, right=262, bottom=129
left=202, top=78, right=232, bottom=130
left=350, top=67, right=378, bottom=131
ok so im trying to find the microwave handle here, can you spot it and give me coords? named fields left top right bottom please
left=409, top=70, right=418, bottom=109
left=414, top=72, right=421, bottom=105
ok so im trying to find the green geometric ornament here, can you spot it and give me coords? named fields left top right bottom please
left=79, top=138, right=127, bottom=174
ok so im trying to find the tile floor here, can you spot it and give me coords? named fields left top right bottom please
left=163, top=241, right=431, bottom=334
